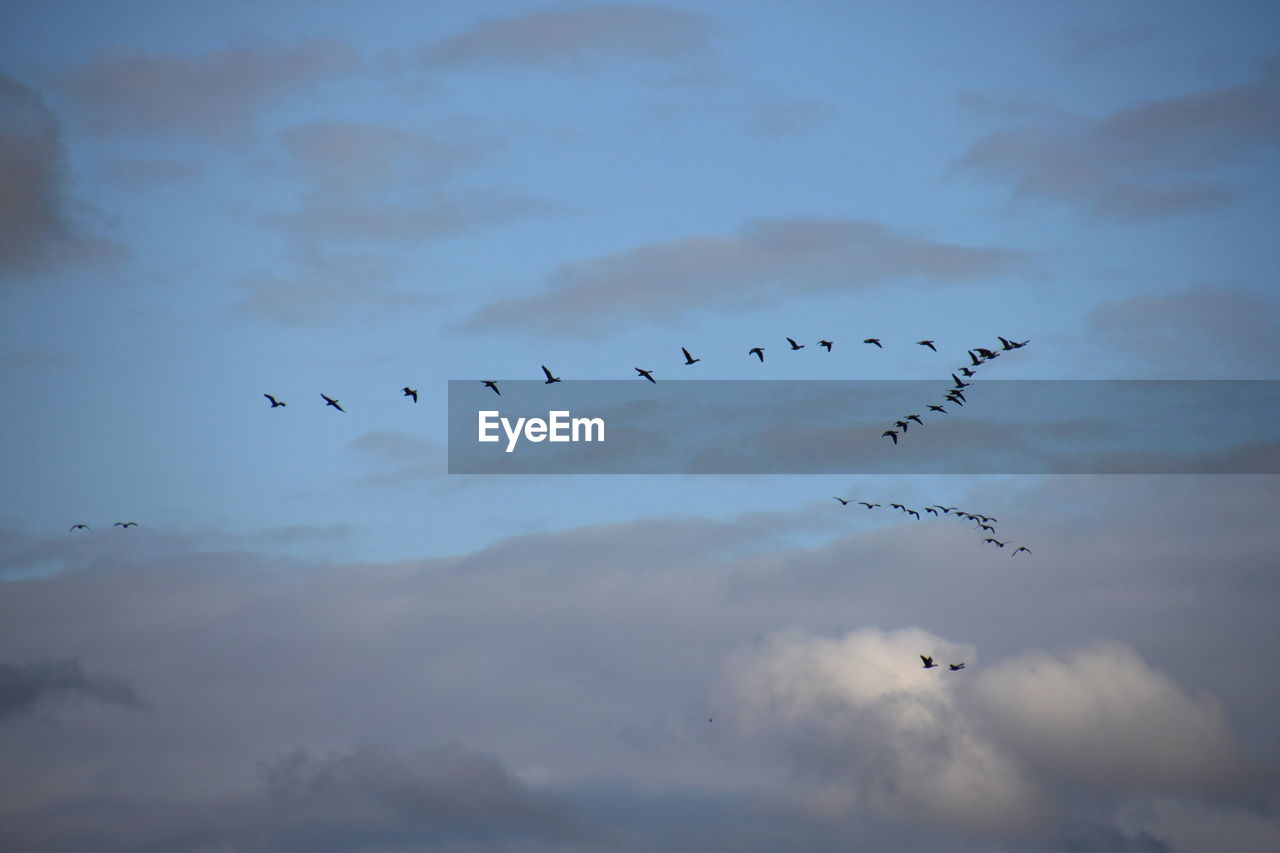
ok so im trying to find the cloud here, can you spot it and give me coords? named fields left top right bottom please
left=465, top=218, right=1030, bottom=333
left=0, top=659, right=142, bottom=718
left=958, top=61, right=1280, bottom=217
left=235, top=249, right=426, bottom=326
left=101, top=157, right=200, bottom=188
left=348, top=430, right=445, bottom=487
left=53, top=40, right=360, bottom=140
left=0, top=74, right=121, bottom=277
left=418, top=2, right=718, bottom=77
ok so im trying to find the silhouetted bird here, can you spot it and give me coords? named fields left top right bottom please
left=951, top=374, right=971, bottom=388
left=322, top=394, right=345, bottom=412
left=974, top=347, right=999, bottom=360
left=114, top=522, right=138, bottom=528
left=949, top=663, right=965, bottom=671
left=924, top=507, right=939, bottom=515
left=959, top=367, right=976, bottom=377
left=890, top=503, right=906, bottom=511
left=818, top=340, right=834, bottom=351
left=921, top=655, right=938, bottom=669
left=998, top=336, right=1030, bottom=350
left=402, top=387, right=418, bottom=403
left=928, top=405, right=947, bottom=413
left=541, top=365, right=562, bottom=384
left=1012, top=546, right=1032, bottom=557
left=882, top=430, right=898, bottom=445
left=979, top=524, right=995, bottom=533
left=786, top=337, right=805, bottom=350
left=933, top=506, right=957, bottom=513
left=70, top=524, right=90, bottom=532
left=864, top=338, right=882, bottom=348
left=748, top=347, right=765, bottom=362
left=917, top=340, right=937, bottom=352
left=635, top=368, right=656, bottom=383
left=945, top=394, right=965, bottom=407
left=907, top=414, right=923, bottom=425
left=682, top=347, right=701, bottom=365
left=968, top=350, right=982, bottom=366
left=834, top=497, right=850, bottom=505
left=894, top=419, right=910, bottom=432
left=907, top=509, right=920, bottom=519
left=483, top=381, right=500, bottom=396
left=263, top=394, right=286, bottom=408
left=983, top=538, right=1008, bottom=548
left=858, top=502, right=880, bottom=509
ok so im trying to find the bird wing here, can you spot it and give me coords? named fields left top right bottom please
left=542, top=365, right=554, bottom=380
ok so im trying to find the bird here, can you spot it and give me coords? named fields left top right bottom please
left=979, top=524, right=995, bottom=533
left=977, top=515, right=997, bottom=523
left=974, top=347, right=999, bottom=360
left=906, top=509, right=920, bottom=520
left=921, top=655, right=938, bottom=669
left=951, top=374, right=971, bottom=388
left=858, top=502, right=880, bottom=509
left=998, top=336, right=1029, bottom=350
left=541, top=365, right=561, bottom=384
left=635, top=368, right=656, bottom=383
left=748, top=347, right=765, bottom=362
left=834, top=497, right=850, bottom=505
left=786, top=337, right=805, bottom=350
left=863, top=338, right=882, bottom=348
left=924, top=507, right=939, bottom=515
left=968, top=350, right=983, bottom=366
left=906, top=414, right=923, bottom=425
left=928, top=405, right=947, bottom=413
left=483, top=380, right=500, bottom=396
left=1012, top=546, right=1032, bottom=557
left=321, top=394, right=345, bottom=412
left=890, top=503, right=906, bottom=511
left=933, top=506, right=957, bottom=513
left=894, top=419, right=910, bottom=432
left=917, top=340, right=937, bottom=352
left=682, top=347, right=700, bottom=365
left=402, top=387, right=418, bottom=403
left=263, top=394, right=286, bottom=408
left=114, top=522, right=138, bottom=528
left=949, top=663, right=966, bottom=671
left=882, top=430, right=898, bottom=444
left=818, top=340, right=834, bottom=351
left=69, top=524, right=90, bottom=532
left=959, top=367, right=976, bottom=377
left=944, top=394, right=965, bottom=407
left=983, top=538, right=1008, bottom=548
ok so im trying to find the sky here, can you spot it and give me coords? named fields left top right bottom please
left=1, top=0, right=1279, bottom=849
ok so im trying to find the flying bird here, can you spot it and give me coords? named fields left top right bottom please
left=69, top=524, right=90, bottom=532
left=682, top=347, right=701, bottom=365
left=402, top=387, right=418, bottom=403
left=263, top=394, right=286, bottom=408
left=890, top=503, right=906, bottom=511
left=924, top=507, right=939, bottom=515
left=541, top=365, right=562, bottom=384
left=906, top=509, right=920, bottom=520
left=635, top=368, right=656, bottom=383
left=968, top=350, right=983, bottom=366
left=917, top=340, right=937, bottom=352
left=114, top=522, right=138, bottom=528
left=974, top=347, right=999, bottom=360
left=928, top=404, right=947, bottom=413
left=748, top=347, right=765, bottom=362
left=983, top=538, right=1008, bottom=548
left=818, top=340, right=833, bottom=351
left=834, top=497, right=850, bottom=505
left=949, top=663, right=966, bottom=671
left=483, top=380, right=500, bottom=396
left=951, top=374, right=971, bottom=388
left=959, top=367, right=976, bottom=377
left=321, top=394, right=345, bottom=412
left=998, top=336, right=1030, bottom=350
left=858, top=502, right=880, bottom=509
left=1012, top=546, right=1032, bottom=557
left=786, top=337, right=805, bottom=351
left=882, top=430, right=898, bottom=444
left=921, top=655, right=938, bottom=669
left=894, top=419, right=910, bottom=432
left=979, top=524, right=996, bottom=533
left=933, top=506, right=957, bottom=513
left=863, top=338, right=882, bottom=348
left=906, top=414, right=923, bottom=425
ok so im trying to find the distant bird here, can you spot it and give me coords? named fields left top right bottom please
left=974, top=347, right=999, bottom=360
left=906, top=509, right=920, bottom=520
left=541, top=365, right=562, bottom=384
left=483, top=380, right=501, bottom=396
left=863, top=338, right=882, bottom=348
left=921, top=655, right=938, bottom=669
left=889, top=503, right=906, bottom=511
left=263, top=394, right=286, bottom=408
left=928, top=405, right=947, bottom=413
left=906, top=414, right=923, bottom=426
left=977, top=515, right=997, bottom=523
left=786, top=337, right=805, bottom=351
left=945, top=394, right=965, bottom=407
left=959, top=367, right=976, bottom=377
left=818, top=340, right=834, bottom=351
left=1012, top=546, right=1032, bottom=557
left=894, top=419, right=910, bottom=432
left=882, top=430, right=898, bottom=445
left=682, top=347, right=701, bottom=365
left=748, top=347, right=765, bottom=362
left=968, top=350, right=983, bottom=366
left=924, top=507, right=939, bottom=515
left=858, top=502, right=880, bottom=509
left=951, top=374, right=971, bottom=388
left=402, top=387, right=418, bottom=403
left=321, top=394, right=345, bottom=412
left=933, top=506, right=957, bottom=513
left=998, top=336, right=1029, bottom=350
left=917, top=340, right=937, bottom=352
left=949, top=663, right=966, bottom=671
left=69, top=524, right=90, bottom=532
left=635, top=368, right=656, bottom=383
left=947, top=389, right=966, bottom=402
left=983, top=538, right=1008, bottom=548
left=114, top=522, right=138, bottom=528
left=979, top=524, right=995, bottom=533
left=834, top=497, right=850, bottom=505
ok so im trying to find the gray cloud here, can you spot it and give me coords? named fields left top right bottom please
left=101, top=157, right=201, bottom=188
left=0, top=74, right=121, bottom=277
left=959, top=61, right=1280, bottom=217
left=465, top=218, right=1031, bottom=334
left=419, top=2, right=718, bottom=76
left=0, top=659, right=142, bottom=718
left=53, top=40, right=360, bottom=140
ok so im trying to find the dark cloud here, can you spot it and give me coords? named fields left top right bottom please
left=53, top=41, right=360, bottom=140
left=465, top=218, right=1031, bottom=334
left=958, top=62, right=1280, bottom=217
left=0, top=659, right=142, bottom=717
left=0, top=74, right=121, bottom=277
left=419, top=2, right=718, bottom=76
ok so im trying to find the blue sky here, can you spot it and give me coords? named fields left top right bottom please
left=2, top=2, right=1279, bottom=850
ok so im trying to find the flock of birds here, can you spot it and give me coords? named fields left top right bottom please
left=68, top=522, right=137, bottom=532
left=832, top=497, right=1032, bottom=557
